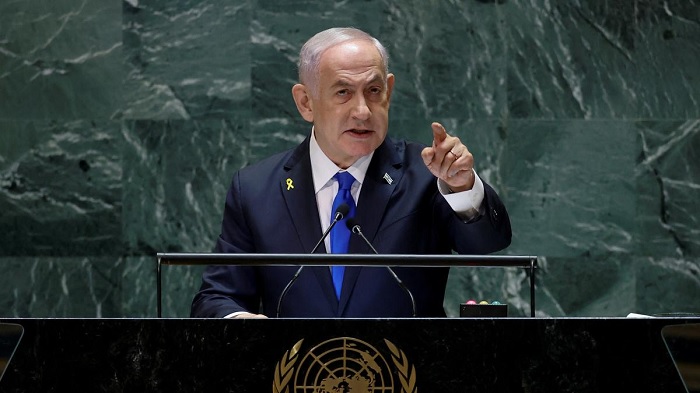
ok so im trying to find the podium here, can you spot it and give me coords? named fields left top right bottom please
left=0, top=318, right=696, bottom=392
left=2, top=256, right=695, bottom=391
left=156, top=253, right=539, bottom=317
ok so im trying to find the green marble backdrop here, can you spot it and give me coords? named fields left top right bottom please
left=0, top=0, right=698, bottom=318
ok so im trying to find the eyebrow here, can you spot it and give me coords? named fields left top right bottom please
left=331, top=73, right=385, bottom=89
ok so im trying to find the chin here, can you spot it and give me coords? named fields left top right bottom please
left=346, top=142, right=379, bottom=158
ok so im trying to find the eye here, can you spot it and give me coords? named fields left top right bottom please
left=336, top=89, right=349, bottom=96
left=369, top=86, right=382, bottom=94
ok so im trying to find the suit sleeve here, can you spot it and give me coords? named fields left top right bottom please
left=190, top=172, right=261, bottom=318
left=443, top=177, right=512, bottom=255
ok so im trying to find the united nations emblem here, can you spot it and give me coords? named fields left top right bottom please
left=272, top=337, right=418, bottom=393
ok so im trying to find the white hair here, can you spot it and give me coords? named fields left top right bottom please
left=297, top=27, right=390, bottom=96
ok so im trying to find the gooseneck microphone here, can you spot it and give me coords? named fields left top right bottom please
left=276, top=203, right=350, bottom=317
left=311, top=203, right=350, bottom=254
left=345, top=218, right=417, bottom=317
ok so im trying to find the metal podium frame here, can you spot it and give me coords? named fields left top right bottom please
left=156, top=253, right=538, bottom=318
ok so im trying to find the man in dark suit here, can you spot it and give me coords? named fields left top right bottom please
left=191, top=27, right=511, bottom=318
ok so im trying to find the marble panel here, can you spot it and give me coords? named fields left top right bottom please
left=0, top=255, right=201, bottom=318
left=534, top=256, right=637, bottom=317
left=0, top=257, right=123, bottom=317
left=636, top=256, right=700, bottom=315
left=629, top=1, right=700, bottom=118
left=637, top=120, right=700, bottom=258
left=445, top=266, right=531, bottom=317
left=0, top=120, right=122, bottom=256
left=160, top=264, right=207, bottom=318
left=119, top=256, right=156, bottom=317
left=0, top=0, right=123, bottom=120
left=119, top=256, right=202, bottom=318
left=381, top=0, right=506, bottom=121
left=249, top=14, right=310, bottom=162
left=501, top=119, right=636, bottom=258
left=0, top=256, right=204, bottom=318
left=503, top=0, right=700, bottom=119
left=122, top=0, right=251, bottom=120
left=121, top=118, right=249, bottom=255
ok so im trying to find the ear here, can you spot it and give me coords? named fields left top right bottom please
left=292, top=84, right=314, bottom=123
left=386, top=73, right=395, bottom=104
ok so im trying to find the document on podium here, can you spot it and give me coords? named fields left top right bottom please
left=0, top=323, right=23, bottom=383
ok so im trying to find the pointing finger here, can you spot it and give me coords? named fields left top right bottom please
left=431, top=122, right=447, bottom=145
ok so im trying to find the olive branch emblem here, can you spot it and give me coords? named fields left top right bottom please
left=272, top=337, right=416, bottom=393
left=385, top=339, right=418, bottom=393
left=272, top=339, right=303, bottom=393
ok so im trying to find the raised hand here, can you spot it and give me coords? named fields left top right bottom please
left=420, top=122, right=475, bottom=192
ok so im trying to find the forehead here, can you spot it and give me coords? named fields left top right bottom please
left=318, top=40, right=385, bottom=83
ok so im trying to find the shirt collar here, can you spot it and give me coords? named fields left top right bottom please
left=309, top=127, right=373, bottom=194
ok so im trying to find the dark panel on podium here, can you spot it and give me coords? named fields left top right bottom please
left=0, top=318, right=695, bottom=392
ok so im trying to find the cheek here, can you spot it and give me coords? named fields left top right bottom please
left=371, top=107, right=390, bottom=128
left=372, top=101, right=390, bottom=115
left=320, top=106, right=347, bottom=124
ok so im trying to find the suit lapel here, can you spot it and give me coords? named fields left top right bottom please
left=338, top=138, right=405, bottom=315
left=353, top=138, right=404, bottom=247
left=281, top=137, right=339, bottom=313
left=280, top=139, right=323, bottom=253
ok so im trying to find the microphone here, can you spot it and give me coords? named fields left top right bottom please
left=311, top=203, right=350, bottom=254
left=276, top=203, right=350, bottom=317
left=345, top=218, right=417, bottom=317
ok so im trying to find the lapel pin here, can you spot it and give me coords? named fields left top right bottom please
left=383, top=173, right=393, bottom=185
left=285, top=178, right=294, bottom=190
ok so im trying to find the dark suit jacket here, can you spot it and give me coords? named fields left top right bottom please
left=191, top=136, right=511, bottom=318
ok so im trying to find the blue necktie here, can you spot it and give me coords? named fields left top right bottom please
left=330, top=171, right=356, bottom=300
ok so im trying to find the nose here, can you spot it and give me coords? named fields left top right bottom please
left=351, top=95, right=371, bottom=121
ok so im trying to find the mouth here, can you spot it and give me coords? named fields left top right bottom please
left=345, top=129, right=373, bottom=136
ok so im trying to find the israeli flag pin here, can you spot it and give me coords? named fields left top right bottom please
left=383, top=173, right=393, bottom=185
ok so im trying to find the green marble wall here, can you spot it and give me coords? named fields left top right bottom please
left=1, top=0, right=698, bottom=318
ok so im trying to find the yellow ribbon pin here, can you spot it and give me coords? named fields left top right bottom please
left=286, top=178, right=294, bottom=190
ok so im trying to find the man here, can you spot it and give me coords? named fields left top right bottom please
left=191, top=27, right=511, bottom=318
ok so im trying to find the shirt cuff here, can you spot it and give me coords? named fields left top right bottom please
left=437, top=169, right=485, bottom=221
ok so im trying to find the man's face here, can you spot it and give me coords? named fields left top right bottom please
left=298, top=40, right=394, bottom=169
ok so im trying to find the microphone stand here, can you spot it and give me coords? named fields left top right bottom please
left=275, top=205, right=348, bottom=317
left=348, top=221, right=417, bottom=317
